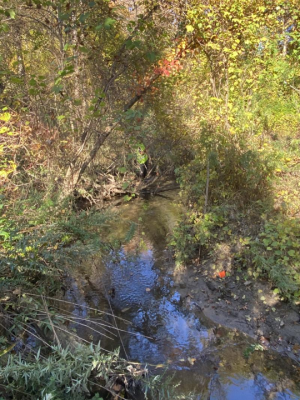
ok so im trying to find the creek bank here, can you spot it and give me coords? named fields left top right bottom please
left=60, top=191, right=300, bottom=398
left=172, top=261, right=300, bottom=364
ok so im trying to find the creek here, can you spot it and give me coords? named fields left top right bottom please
left=63, top=192, right=300, bottom=399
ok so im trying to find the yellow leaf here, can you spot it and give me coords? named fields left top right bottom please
left=186, top=25, right=194, bottom=32
left=0, top=342, right=17, bottom=357
left=0, top=112, right=11, bottom=122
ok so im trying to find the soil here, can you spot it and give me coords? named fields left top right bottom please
left=172, top=261, right=300, bottom=364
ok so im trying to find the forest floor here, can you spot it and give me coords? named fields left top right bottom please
left=173, top=260, right=300, bottom=364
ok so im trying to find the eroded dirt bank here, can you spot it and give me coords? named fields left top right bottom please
left=173, top=261, right=300, bottom=364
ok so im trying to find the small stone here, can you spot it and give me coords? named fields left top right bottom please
left=229, top=311, right=238, bottom=317
left=244, top=281, right=252, bottom=286
left=206, top=281, right=218, bottom=291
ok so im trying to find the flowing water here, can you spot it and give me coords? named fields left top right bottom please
left=63, top=192, right=300, bottom=399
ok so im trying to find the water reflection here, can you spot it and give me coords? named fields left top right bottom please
left=64, top=193, right=300, bottom=399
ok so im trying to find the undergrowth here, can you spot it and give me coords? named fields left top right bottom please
left=0, top=192, right=186, bottom=399
left=172, top=124, right=300, bottom=303
left=1, top=343, right=119, bottom=400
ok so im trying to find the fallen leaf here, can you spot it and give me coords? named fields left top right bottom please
left=0, top=342, right=17, bottom=357
left=219, top=270, right=226, bottom=278
left=293, top=344, right=300, bottom=353
left=13, top=287, right=21, bottom=295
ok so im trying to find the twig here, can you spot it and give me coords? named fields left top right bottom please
left=199, top=155, right=210, bottom=259
left=48, top=314, right=116, bottom=340
left=204, top=156, right=210, bottom=215
left=42, top=302, right=153, bottom=340
left=24, top=293, right=132, bottom=324
left=0, top=384, right=31, bottom=398
left=103, top=286, right=129, bottom=361
left=289, top=84, right=300, bottom=95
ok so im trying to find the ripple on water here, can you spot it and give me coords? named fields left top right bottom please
left=104, top=247, right=158, bottom=306
left=64, top=193, right=300, bottom=399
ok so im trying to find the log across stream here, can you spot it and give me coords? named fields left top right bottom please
left=62, top=191, right=300, bottom=399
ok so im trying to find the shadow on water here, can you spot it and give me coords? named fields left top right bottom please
left=63, top=192, right=300, bottom=399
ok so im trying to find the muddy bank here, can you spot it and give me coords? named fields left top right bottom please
left=173, top=260, right=300, bottom=365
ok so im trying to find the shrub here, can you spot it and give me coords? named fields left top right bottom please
left=250, top=216, right=300, bottom=303
left=1, top=343, right=118, bottom=400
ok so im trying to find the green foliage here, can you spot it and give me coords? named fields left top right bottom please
left=0, top=343, right=119, bottom=400
left=176, top=132, right=275, bottom=206
left=90, top=394, right=103, bottom=400
left=171, top=124, right=277, bottom=264
left=243, top=343, right=264, bottom=360
left=165, top=0, right=300, bottom=310
left=1, top=0, right=300, bottom=397
left=0, top=191, right=112, bottom=293
left=171, top=208, right=225, bottom=264
left=250, top=217, right=300, bottom=302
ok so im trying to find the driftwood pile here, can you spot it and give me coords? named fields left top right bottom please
left=74, top=173, right=179, bottom=210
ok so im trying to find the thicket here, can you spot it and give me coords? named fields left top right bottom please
left=168, top=0, right=300, bottom=303
left=0, top=0, right=197, bottom=398
left=1, top=0, right=300, bottom=398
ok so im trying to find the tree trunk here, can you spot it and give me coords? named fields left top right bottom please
left=60, top=129, right=112, bottom=199
left=59, top=74, right=161, bottom=199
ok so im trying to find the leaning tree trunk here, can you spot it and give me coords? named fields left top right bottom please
left=59, top=74, right=160, bottom=199
left=60, top=128, right=113, bottom=199
left=57, top=5, right=167, bottom=200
